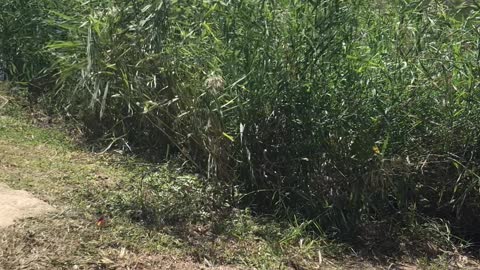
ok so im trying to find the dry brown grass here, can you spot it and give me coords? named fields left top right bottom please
left=0, top=215, right=242, bottom=270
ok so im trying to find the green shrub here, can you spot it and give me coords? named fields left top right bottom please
left=2, top=0, right=480, bottom=243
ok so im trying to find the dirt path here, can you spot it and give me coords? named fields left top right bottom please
left=0, top=183, right=54, bottom=228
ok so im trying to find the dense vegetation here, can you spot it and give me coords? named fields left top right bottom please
left=1, top=0, right=480, bottom=249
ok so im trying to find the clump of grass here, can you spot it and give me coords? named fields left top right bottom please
left=105, top=167, right=221, bottom=226
left=0, top=98, right=344, bottom=269
left=2, top=0, right=480, bottom=258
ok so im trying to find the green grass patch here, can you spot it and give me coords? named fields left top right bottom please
left=0, top=88, right=350, bottom=269
left=1, top=82, right=477, bottom=269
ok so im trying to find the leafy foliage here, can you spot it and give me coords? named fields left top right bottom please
left=2, top=0, right=480, bottom=244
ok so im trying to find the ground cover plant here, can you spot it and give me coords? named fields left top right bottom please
left=1, top=84, right=385, bottom=269
left=1, top=0, right=480, bottom=261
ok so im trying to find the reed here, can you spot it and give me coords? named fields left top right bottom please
left=2, top=0, right=480, bottom=241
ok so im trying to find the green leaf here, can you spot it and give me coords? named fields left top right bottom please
left=222, top=132, right=235, bottom=142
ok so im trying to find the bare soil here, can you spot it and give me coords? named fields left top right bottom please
left=0, top=183, right=54, bottom=228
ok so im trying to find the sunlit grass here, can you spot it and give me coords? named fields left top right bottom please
left=0, top=95, right=350, bottom=269
left=1, top=0, right=480, bottom=261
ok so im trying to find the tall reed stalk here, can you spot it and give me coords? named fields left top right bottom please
left=2, top=0, right=480, bottom=240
